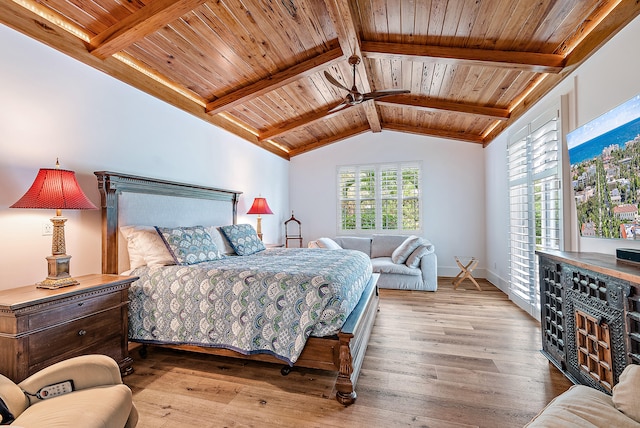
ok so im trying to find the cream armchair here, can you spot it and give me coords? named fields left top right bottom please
left=0, top=354, right=137, bottom=427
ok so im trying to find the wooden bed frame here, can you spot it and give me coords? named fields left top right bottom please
left=94, top=171, right=379, bottom=405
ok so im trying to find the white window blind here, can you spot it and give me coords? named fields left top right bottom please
left=508, top=108, right=562, bottom=318
left=338, top=162, right=422, bottom=234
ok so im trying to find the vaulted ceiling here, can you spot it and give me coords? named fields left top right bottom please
left=2, top=0, right=640, bottom=160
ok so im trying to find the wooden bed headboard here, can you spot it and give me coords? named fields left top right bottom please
left=95, top=171, right=242, bottom=274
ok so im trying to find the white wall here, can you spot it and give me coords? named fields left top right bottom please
left=484, top=14, right=640, bottom=292
left=290, top=131, right=486, bottom=277
left=0, top=25, right=289, bottom=289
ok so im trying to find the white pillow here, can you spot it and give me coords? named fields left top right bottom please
left=391, top=235, right=424, bottom=264
left=205, top=226, right=236, bottom=255
left=120, top=226, right=174, bottom=269
left=317, top=237, right=342, bottom=250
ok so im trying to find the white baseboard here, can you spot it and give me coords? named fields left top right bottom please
left=484, top=269, right=508, bottom=294
left=438, top=266, right=488, bottom=278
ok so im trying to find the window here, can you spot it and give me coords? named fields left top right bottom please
left=338, top=162, right=421, bottom=233
left=508, top=108, right=563, bottom=318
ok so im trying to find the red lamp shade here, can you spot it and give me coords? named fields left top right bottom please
left=10, top=166, right=96, bottom=289
left=10, top=168, right=97, bottom=210
left=246, top=197, right=273, bottom=215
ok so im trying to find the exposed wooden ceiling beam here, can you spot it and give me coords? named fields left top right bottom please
left=90, top=0, right=207, bottom=59
left=377, top=96, right=510, bottom=121
left=270, top=81, right=509, bottom=142
left=259, top=106, right=354, bottom=141
left=383, top=123, right=484, bottom=144
left=361, top=41, right=565, bottom=74
left=323, top=0, right=364, bottom=80
left=205, top=47, right=343, bottom=115
left=287, top=124, right=371, bottom=157
left=361, top=100, right=382, bottom=132
left=323, top=0, right=383, bottom=132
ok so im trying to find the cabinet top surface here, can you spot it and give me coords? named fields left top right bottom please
left=0, top=274, right=137, bottom=310
left=536, top=250, right=640, bottom=283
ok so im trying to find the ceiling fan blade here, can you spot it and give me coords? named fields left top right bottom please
left=324, top=70, right=357, bottom=94
left=363, top=89, right=410, bottom=101
left=328, top=99, right=350, bottom=113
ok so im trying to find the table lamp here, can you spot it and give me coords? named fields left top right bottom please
left=247, top=197, right=273, bottom=241
left=10, top=160, right=97, bottom=289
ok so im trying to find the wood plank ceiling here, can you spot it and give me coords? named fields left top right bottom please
left=2, top=0, right=640, bottom=160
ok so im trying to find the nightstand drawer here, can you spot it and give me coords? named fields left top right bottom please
left=29, top=307, right=122, bottom=367
left=28, top=292, right=123, bottom=331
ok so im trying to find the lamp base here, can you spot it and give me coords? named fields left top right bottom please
left=36, top=277, right=79, bottom=289
left=36, top=254, right=79, bottom=289
left=256, top=216, right=263, bottom=241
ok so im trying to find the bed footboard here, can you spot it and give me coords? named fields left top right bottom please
left=334, top=273, right=379, bottom=405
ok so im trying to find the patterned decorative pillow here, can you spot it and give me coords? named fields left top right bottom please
left=219, top=224, right=266, bottom=256
left=155, top=226, right=223, bottom=265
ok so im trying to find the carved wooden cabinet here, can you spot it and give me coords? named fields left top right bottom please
left=537, top=250, right=640, bottom=393
left=0, top=274, right=137, bottom=383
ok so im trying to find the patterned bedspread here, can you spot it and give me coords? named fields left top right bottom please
left=128, top=248, right=372, bottom=364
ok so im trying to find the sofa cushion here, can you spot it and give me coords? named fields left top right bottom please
left=613, top=364, right=640, bottom=422
left=333, top=237, right=372, bottom=256
left=371, top=234, right=408, bottom=258
left=525, top=385, right=640, bottom=428
left=372, top=257, right=421, bottom=276
left=14, top=385, right=133, bottom=428
left=405, top=244, right=434, bottom=268
left=391, top=235, right=424, bottom=264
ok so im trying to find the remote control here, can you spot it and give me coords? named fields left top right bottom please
left=36, top=380, right=74, bottom=399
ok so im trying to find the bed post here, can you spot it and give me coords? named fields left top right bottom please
left=95, top=171, right=119, bottom=274
left=335, top=332, right=356, bottom=405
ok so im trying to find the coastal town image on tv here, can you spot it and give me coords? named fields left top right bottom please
left=568, top=94, right=640, bottom=239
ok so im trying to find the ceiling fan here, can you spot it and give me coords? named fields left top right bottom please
left=324, top=55, right=410, bottom=113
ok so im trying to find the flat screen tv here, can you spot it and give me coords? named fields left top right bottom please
left=568, top=94, right=640, bottom=239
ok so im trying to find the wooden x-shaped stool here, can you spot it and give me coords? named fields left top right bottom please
left=453, top=256, right=481, bottom=291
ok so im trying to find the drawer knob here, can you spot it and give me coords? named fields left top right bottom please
left=78, top=329, right=87, bottom=336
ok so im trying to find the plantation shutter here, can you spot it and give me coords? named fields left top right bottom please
left=338, top=162, right=422, bottom=234
left=508, top=108, right=562, bottom=318
left=338, top=167, right=356, bottom=231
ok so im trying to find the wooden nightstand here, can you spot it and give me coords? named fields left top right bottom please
left=0, top=274, right=137, bottom=383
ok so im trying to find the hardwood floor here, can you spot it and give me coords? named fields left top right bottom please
left=124, top=278, right=572, bottom=427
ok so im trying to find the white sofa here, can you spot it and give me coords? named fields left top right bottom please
left=309, top=234, right=437, bottom=291
left=525, top=364, right=640, bottom=427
